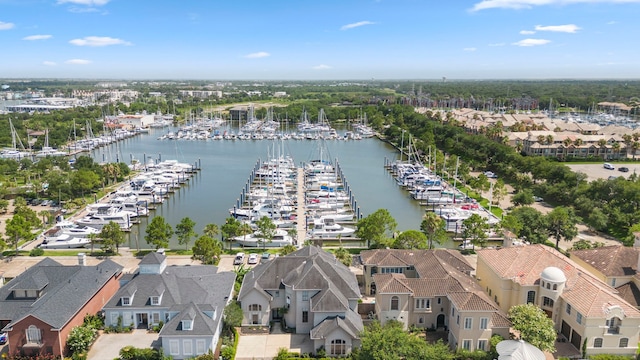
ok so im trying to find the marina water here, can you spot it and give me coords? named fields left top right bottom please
left=91, top=128, right=427, bottom=249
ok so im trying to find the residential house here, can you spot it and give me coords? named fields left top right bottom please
left=360, top=249, right=510, bottom=352
left=0, top=257, right=123, bottom=357
left=102, top=251, right=235, bottom=360
left=238, top=246, right=363, bottom=357
left=477, top=244, right=640, bottom=356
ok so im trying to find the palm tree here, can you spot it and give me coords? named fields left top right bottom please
left=597, top=138, right=607, bottom=159
left=612, top=141, right=621, bottom=158
left=537, top=135, right=546, bottom=145
left=545, top=135, right=554, bottom=145
left=420, top=212, right=445, bottom=249
left=632, top=141, right=640, bottom=160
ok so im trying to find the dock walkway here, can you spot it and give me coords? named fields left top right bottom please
left=296, top=167, right=306, bottom=247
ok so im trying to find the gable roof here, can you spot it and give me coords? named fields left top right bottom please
left=0, top=257, right=123, bottom=330
left=360, top=249, right=474, bottom=277
left=479, top=244, right=640, bottom=318
left=616, top=282, right=640, bottom=308
left=139, top=251, right=166, bottom=265
left=310, top=311, right=363, bottom=340
left=570, top=245, right=638, bottom=277
left=159, top=302, right=218, bottom=336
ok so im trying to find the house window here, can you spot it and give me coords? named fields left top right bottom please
left=302, top=311, right=309, bottom=323
left=452, top=308, right=455, bottom=316
left=249, top=304, right=262, bottom=311
left=566, top=304, right=571, bottom=315
left=527, top=291, right=536, bottom=304
left=275, top=290, right=280, bottom=297
left=576, top=312, right=583, bottom=325
left=542, top=296, right=554, bottom=308
left=183, top=340, right=193, bottom=355
left=553, top=284, right=558, bottom=290
left=478, top=339, right=487, bottom=351
left=546, top=283, right=550, bottom=289
left=110, top=312, right=119, bottom=326
left=26, top=325, right=42, bottom=344
left=415, top=298, right=431, bottom=309
left=152, top=312, right=160, bottom=324
left=302, top=291, right=309, bottom=301
left=464, top=318, right=472, bottom=329
left=462, top=339, right=472, bottom=350
left=182, top=320, right=193, bottom=331
left=594, top=338, right=603, bottom=348
left=480, top=318, right=488, bottom=330
left=122, top=297, right=131, bottom=306
left=620, top=338, right=629, bottom=348
left=419, top=317, right=424, bottom=324
left=169, top=340, right=179, bottom=356
left=330, top=339, right=346, bottom=355
left=151, top=296, right=160, bottom=305
left=611, top=278, right=616, bottom=287
left=196, top=340, right=206, bottom=355
left=391, top=296, right=399, bottom=310
left=437, top=297, right=442, bottom=304
left=456, top=315, right=460, bottom=325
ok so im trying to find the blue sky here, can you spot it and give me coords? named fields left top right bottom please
left=1, top=0, right=639, bottom=80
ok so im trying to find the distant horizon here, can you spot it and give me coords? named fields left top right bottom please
left=2, top=0, right=640, bottom=79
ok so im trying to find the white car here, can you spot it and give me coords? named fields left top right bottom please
left=483, top=171, right=498, bottom=179
left=233, top=252, right=245, bottom=265
left=248, top=253, right=259, bottom=265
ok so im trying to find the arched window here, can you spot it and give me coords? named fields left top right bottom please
left=546, top=283, right=550, bottom=289
left=542, top=296, right=554, bottom=308
left=418, top=317, right=424, bottom=324
left=390, top=296, right=399, bottom=311
left=553, top=284, right=558, bottom=290
left=594, top=338, right=603, bottom=348
left=249, top=304, right=262, bottom=311
left=26, top=325, right=42, bottom=344
left=526, top=291, right=536, bottom=304
left=619, top=338, right=629, bottom=348
left=330, top=339, right=346, bottom=355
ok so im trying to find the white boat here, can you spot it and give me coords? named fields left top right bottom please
left=308, top=218, right=356, bottom=238
left=76, top=208, right=133, bottom=230
left=310, top=212, right=354, bottom=223
left=232, top=229, right=294, bottom=247
left=39, top=234, right=91, bottom=249
left=457, top=240, right=474, bottom=250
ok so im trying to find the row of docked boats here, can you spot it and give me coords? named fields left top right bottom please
left=37, top=159, right=198, bottom=249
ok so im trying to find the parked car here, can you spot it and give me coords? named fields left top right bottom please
left=248, top=253, right=259, bottom=265
left=233, top=252, right=245, bottom=265
left=0, top=331, right=7, bottom=344
left=483, top=171, right=498, bottom=178
left=261, top=252, right=272, bottom=261
left=618, top=167, right=629, bottom=173
left=533, top=196, right=544, bottom=202
left=461, top=203, right=479, bottom=210
left=604, top=163, right=615, bottom=170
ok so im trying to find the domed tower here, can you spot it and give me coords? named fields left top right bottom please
left=539, top=266, right=566, bottom=321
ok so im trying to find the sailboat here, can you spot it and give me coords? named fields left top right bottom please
left=1, top=118, right=31, bottom=159
left=35, top=128, right=66, bottom=158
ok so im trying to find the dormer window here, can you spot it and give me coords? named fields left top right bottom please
left=182, top=320, right=193, bottom=331
left=151, top=296, right=160, bottom=305
left=121, top=297, right=131, bottom=306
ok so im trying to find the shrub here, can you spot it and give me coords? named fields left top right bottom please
left=29, top=248, right=44, bottom=256
left=67, top=326, right=97, bottom=354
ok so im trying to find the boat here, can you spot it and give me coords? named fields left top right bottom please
left=75, top=208, right=133, bottom=230
left=232, top=229, right=294, bottom=247
left=308, top=217, right=356, bottom=238
left=457, top=240, right=474, bottom=250
left=39, top=234, right=92, bottom=249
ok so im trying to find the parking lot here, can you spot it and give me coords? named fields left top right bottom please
left=566, top=163, right=640, bottom=182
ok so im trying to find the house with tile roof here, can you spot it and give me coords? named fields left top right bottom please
left=0, top=257, right=123, bottom=358
left=102, top=251, right=235, bottom=360
left=477, top=244, right=640, bottom=356
left=238, top=246, right=363, bottom=357
left=360, top=249, right=510, bottom=352
left=570, top=244, right=640, bottom=309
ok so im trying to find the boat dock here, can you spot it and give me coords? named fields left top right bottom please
left=296, top=167, right=306, bottom=247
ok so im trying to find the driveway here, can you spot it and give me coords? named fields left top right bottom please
left=236, top=333, right=313, bottom=360
left=88, top=329, right=160, bottom=360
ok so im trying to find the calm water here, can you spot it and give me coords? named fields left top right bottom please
left=91, top=128, right=426, bottom=249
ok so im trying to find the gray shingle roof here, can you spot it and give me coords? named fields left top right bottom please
left=159, top=303, right=218, bottom=336
left=0, top=257, right=123, bottom=330
left=310, top=310, right=363, bottom=340
left=139, top=251, right=166, bottom=265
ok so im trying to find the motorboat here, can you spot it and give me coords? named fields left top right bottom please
left=232, top=230, right=294, bottom=248
left=308, top=218, right=356, bottom=238
left=39, top=234, right=91, bottom=249
left=75, top=208, right=133, bottom=230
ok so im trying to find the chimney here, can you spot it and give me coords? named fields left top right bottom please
left=78, top=252, right=86, bottom=266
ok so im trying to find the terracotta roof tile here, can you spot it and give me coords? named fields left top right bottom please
left=570, top=245, right=638, bottom=277
left=615, top=282, right=640, bottom=308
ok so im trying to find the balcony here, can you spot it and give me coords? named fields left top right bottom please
left=606, top=326, right=620, bottom=335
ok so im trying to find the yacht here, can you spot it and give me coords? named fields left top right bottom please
left=232, top=229, right=294, bottom=248
left=75, top=208, right=133, bottom=230
left=39, top=234, right=92, bottom=249
left=308, top=218, right=356, bottom=238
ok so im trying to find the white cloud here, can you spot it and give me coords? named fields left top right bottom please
left=488, top=42, right=506, bottom=46
left=65, top=59, right=92, bottom=65
left=23, top=34, right=52, bottom=41
left=57, top=0, right=110, bottom=5
left=244, top=52, right=270, bottom=59
left=535, top=24, right=580, bottom=33
left=520, top=30, right=536, bottom=34
left=43, top=61, right=57, bottom=66
left=340, top=21, right=375, bottom=30
left=0, top=21, right=15, bottom=30
left=312, top=64, right=332, bottom=70
left=512, top=38, right=551, bottom=46
left=463, top=47, right=477, bottom=52
left=471, top=0, right=640, bottom=11
left=69, top=36, right=132, bottom=47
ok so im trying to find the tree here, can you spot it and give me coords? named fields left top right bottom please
left=254, top=216, right=276, bottom=250
left=334, top=246, right=352, bottom=266
left=508, top=206, right=548, bottom=244
left=586, top=207, right=608, bottom=232
left=191, top=234, right=223, bottom=265
left=175, top=217, right=197, bottom=250
left=546, top=206, right=579, bottom=249
left=462, top=213, right=490, bottom=249
left=356, top=209, right=397, bottom=248
left=353, top=320, right=454, bottom=360
left=280, top=244, right=297, bottom=256
left=5, top=214, right=35, bottom=255
left=420, top=212, right=447, bottom=249
left=70, top=169, right=101, bottom=196
left=223, top=301, right=243, bottom=330
left=492, top=179, right=508, bottom=205
left=0, top=199, right=9, bottom=214
left=221, top=216, right=241, bottom=247
left=67, top=325, right=97, bottom=355
left=511, top=189, right=534, bottom=207
left=508, top=303, right=556, bottom=353
left=393, top=230, right=427, bottom=249
left=145, top=216, right=174, bottom=249
left=98, top=221, right=125, bottom=254
left=203, top=223, right=220, bottom=239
